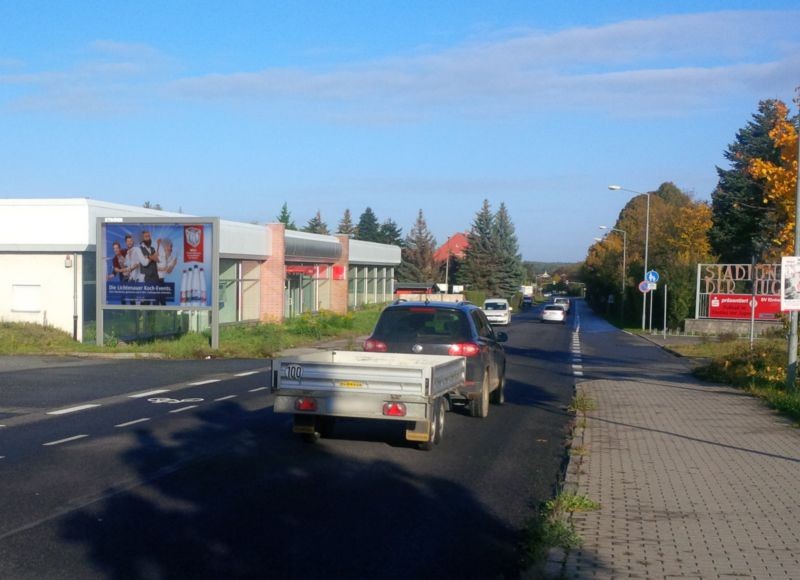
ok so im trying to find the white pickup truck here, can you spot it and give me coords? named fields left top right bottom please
left=271, top=350, right=466, bottom=450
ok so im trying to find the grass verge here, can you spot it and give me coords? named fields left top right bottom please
left=693, top=339, right=800, bottom=423
left=0, top=306, right=383, bottom=359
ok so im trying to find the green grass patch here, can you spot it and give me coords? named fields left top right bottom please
left=694, top=340, right=800, bottom=423
left=521, top=492, right=600, bottom=568
left=0, top=306, right=383, bottom=359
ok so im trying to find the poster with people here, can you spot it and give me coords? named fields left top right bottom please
left=781, top=256, right=800, bottom=312
left=102, top=222, right=214, bottom=308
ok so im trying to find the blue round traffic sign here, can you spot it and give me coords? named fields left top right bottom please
left=646, top=270, right=660, bottom=283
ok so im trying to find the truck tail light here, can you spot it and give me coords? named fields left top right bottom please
left=449, top=342, right=481, bottom=357
left=383, top=402, right=407, bottom=417
left=364, top=338, right=388, bottom=352
left=295, top=397, right=317, bottom=412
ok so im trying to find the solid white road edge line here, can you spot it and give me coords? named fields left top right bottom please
left=115, top=418, right=151, bottom=428
left=43, top=434, right=89, bottom=446
left=129, top=389, right=169, bottom=398
left=214, top=395, right=237, bottom=401
left=188, top=379, right=221, bottom=386
left=248, top=387, right=268, bottom=392
left=234, top=371, right=259, bottom=377
left=47, top=404, right=100, bottom=416
left=169, top=405, right=198, bottom=413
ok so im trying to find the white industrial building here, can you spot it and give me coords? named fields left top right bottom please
left=0, top=198, right=400, bottom=343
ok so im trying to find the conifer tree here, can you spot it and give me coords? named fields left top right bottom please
left=303, top=210, right=330, bottom=235
left=276, top=202, right=297, bottom=230
left=709, top=99, right=785, bottom=262
left=378, top=218, right=403, bottom=246
left=492, top=203, right=525, bottom=299
left=459, top=199, right=496, bottom=293
left=337, top=209, right=357, bottom=237
left=355, top=207, right=381, bottom=242
left=397, top=210, right=437, bottom=282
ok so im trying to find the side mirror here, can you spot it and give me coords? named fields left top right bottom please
left=496, top=331, right=509, bottom=343
left=509, top=306, right=513, bottom=311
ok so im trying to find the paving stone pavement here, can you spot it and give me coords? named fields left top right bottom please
left=563, top=351, right=800, bottom=578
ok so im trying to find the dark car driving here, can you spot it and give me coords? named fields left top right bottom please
left=364, top=301, right=507, bottom=418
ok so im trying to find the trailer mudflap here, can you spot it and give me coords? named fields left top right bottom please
left=405, top=420, right=431, bottom=442
left=293, top=414, right=317, bottom=434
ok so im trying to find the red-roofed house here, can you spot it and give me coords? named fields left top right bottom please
left=434, top=232, right=469, bottom=263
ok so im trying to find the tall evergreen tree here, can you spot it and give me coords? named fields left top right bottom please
left=337, top=209, right=357, bottom=237
left=302, top=210, right=330, bottom=235
left=492, top=203, right=525, bottom=299
left=355, top=207, right=381, bottom=242
left=709, top=100, right=785, bottom=262
left=276, top=202, right=297, bottom=230
left=458, top=199, right=496, bottom=293
left=378, top=218, right=403, bottom=246
left=397, top=210, right=437, bottom=282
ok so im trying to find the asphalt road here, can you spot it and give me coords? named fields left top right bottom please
left=0, top=305, right=577, bottom=579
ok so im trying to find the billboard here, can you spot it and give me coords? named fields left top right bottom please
left=708, top=294, right=780, bottom=320
left=101, top=220, right=215, bottom=308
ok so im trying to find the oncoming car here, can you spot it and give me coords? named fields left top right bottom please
left=540, top=303, right=567, bottom=324
left=482, top=298, right=511, bottom=326
left=365, top=301, right=507, bottom=418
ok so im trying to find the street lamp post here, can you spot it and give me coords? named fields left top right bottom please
left=609, top=185, right=651, bottom=331
left=600, top=226, right=627, bottom=323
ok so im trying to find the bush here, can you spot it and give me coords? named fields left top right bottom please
left=464, top=290, right=486, bottom=306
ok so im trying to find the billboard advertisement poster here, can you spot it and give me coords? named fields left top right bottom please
left=781, top=256, right=800, bottom=311
left=102, top=222, right=214, bottom=307
left=708, top=294, right=781, bottom=320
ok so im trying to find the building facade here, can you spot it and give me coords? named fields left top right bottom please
left=0, top=198, right=400, bottom=342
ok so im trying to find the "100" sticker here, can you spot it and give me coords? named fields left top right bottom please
left=283, top=364, right=303, bottom=380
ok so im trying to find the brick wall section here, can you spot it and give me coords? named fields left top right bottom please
left=260, top=223, right=286, bottom=322
left=330, top=234, right=350, bottom=315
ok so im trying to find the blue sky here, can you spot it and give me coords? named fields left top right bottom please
left=1, top=1, right=799, bottom=262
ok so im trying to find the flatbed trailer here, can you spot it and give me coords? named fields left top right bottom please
left=271, top=351, right=466, bottom=449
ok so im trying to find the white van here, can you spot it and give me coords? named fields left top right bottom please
left=482, top=298, right=512, bottom=326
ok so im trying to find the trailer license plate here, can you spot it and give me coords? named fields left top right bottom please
left=338, top=380, right=363, bottom=388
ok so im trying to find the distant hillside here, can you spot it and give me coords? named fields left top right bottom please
left=523, top=261, right=582, bottom=282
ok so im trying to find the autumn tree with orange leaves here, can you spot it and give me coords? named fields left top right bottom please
left=748, top=100, right=799, bottom=259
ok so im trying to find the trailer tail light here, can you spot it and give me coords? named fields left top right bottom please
left=294, top=397, right=318, bottom=412
left=449, top=342, right=481, bottom=357
left=364, top=338, right=388, bottom=352
left=383, top=402, right=407, bottom=417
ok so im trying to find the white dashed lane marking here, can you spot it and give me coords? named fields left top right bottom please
left=215, top=395, right=237, bottom=401
left=43, top=434, right=89, bottom=447
left=249, top=387, right=268, bottom=393
left=169, top=405, right=198, bottom=414
left=47, top=404, right=100, bottom=416
left=234, top=371, right=260, bottom=377
left=129, top=389, right=169, bottom=399
left=187, top=379, right=221, bottom=386
left=115, top=418, right=150, bottom=428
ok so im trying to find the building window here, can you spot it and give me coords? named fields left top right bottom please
left=220, top=259, right=262, bottom=324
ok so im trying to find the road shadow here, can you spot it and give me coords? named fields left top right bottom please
left=59, top=401, right=522, bottom=579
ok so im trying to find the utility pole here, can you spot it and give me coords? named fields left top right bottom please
left=787, top=120, right=800, bottom=391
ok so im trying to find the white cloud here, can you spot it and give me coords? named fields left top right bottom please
left=166, top=10, right=800, bottom=120
left=2, top=11, right=798, bottom=119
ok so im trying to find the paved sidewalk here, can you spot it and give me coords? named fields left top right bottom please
left=562, top=341, right=800, bottom=578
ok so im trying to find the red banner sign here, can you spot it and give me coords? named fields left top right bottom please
left=708, top=294, right=780, bottom=320
left=183, top=225, right=205, bottom=263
